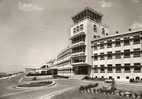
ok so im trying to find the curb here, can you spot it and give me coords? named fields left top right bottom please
left=15, top=80, right=56, bottom=89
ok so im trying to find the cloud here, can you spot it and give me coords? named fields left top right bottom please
left=99, top=0, right=112, bottom=8
left=18, top=1, right=43, bottom=12
left=131, top=0, right=141, bottom=3
left=131, top=22, right=142, bottom=29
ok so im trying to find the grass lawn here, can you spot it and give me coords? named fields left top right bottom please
left=51, top=88, right=131, bottom=99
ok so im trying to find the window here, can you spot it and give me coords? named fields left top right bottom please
left=124, top=49, right=130, bottom=58
left=107, top=52, right=112, bottom=59
left=80, top=24, right=83, bottom=30
left=124, top=64, right=131, bottom=72
left=126, top=76, right=129, bottom=79
left=133, top=35, right=140, bottom=44
left=134, top=63, right=141, bottom=72
left=117, top=76, right=120, bottom=79
left=115, top=51, right=121, bottom=59
left=133, top=48, right=141, bottom=57
left=107, top=64, right=112, bottom=73
left=93, top=25, right=97, bottom=32
left=94, top=65, right=98, bottom=73
left=115, top=39, right=121, bottom=47
left=76, top=26, right=79, bottom=32
left=102, top=28, right=105, bottom=35
left=109, top=76, right=112, bottom=79
left=100, top=53, right=105, bottom=60
left=93, top=43, right=97, bottom=50
left=107, top=40, right=112, bottom=48
left=100, top=42, right=104, bottom=49
left=73, top=28, right=76, bottom=33
left=94, top=54, right=98, bottom=60
left=124, top=37, right=130, bottom=46
left=100, top=65, right=105, bottom=73
left=116, top=64, right=121, bottom=73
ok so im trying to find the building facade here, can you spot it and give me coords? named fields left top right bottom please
left=70, top=7, right=109, bottom=75
left=91, top=30, right=142, bottom=81
left=53, top=46, right=73, bottom=76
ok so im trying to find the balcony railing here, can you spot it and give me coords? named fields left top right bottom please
left=107, top=71, right=113, bottom=73
left=133, top=70, right=141, bottom=73
left=124, top=70, right=131, bottom=73
left=70, top=32, right=85, bottom=40
left=71, top=52, right=85, bottom=57
left=71, top=41, right=85, bottom=48
left=100, top=71, right=105, bottom=73
left=115, top=71, right=121, bottom=73
left=71, top=62, right=86, bottom=65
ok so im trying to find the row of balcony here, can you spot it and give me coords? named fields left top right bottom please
left=94, top=70, right=141, bottom=73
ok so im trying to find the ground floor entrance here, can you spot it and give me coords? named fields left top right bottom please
left=73, top=65, right=91, bottom=75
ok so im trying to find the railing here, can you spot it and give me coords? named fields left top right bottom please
left=133, top=70, right=141, bottom=73
left=71, top=41, right=85, bottom=48
left=115, top=71, right=121, bottom=73
left=124, top=70, right=131, bottom=73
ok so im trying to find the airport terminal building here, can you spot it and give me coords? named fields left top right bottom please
left=34, top=7, right=142, bottom=81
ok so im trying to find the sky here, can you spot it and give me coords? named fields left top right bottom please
left=0, top=0, right=142, bottom=73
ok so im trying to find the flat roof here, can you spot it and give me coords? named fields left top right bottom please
left=91, top=29, right=142, bottom=43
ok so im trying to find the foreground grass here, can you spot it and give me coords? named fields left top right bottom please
left=51, top=88, right=131, bottom=99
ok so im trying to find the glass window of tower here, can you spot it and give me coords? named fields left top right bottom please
left=100, top=41, right=104, bottom=49
left=124, top=63, right=131, bottom=72
left=134, top=63, right=141, bottom=72
left=107, top=40, right=112, bottom=48
left=115, top=51, right=121, bottom=59
left=133, top=35, right=140, bottom=44
left=133, top=48, right=141, bottom=57
left=107, top=51, right=112, bottom=59
left=80, top=24, right=83, bottom=30
left=124, top=37, right=130, bottom=46
left=115, top=39, right=121, bottom=47
left=93, top=25, right=97, bottom=32
left=102, top=28, right=105, bottom=35
left=100, top=53, right=105, bottom=60
left=124, top=49, right=131, bottom=58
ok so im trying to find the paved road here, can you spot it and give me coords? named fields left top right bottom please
left=0, top=74, right=93, bottom=99
left=1, top=74, right=142, bottom=99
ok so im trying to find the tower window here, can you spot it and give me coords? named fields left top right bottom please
left=115, top=39, right=121, bottom=47
left=133, top=48, right=141, bottom=57
left=107, top=64, right=112, bottom=72
left=93, top=25, right=97, bottom=32
left=100, top=65, right=105, bottom=73
left=133, top=35, right=140, bottom=44
left=73, top=28, right=76, bottom=33
left=94, top=54, right=98, bottom=60
left=107, top=51, right=112, bottom=59
left=126, top=76, right=129, bottom=79
left=107, top=40, right=112, bottom=48
left=124, top=49, right=130, bottom=58
left=115, top=51, right=121, bottom=59
left=102, top=28, right=105, bottom=35
left=100, top=53, right=105, bottom=60
left=93, top=43, right=98, bottom=50
left=124, top=64, right=131, bottom=72
left=76, top=26, right=79, bottom=32
left=124, top=37, right=130, bottom=46
left=116, top=64, right=121, bottom=73
left=100, top=42, right=104, bottom=49
left=80, top=24, right=83, bottom=30
left=134, top=63, right=141, bottom=72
